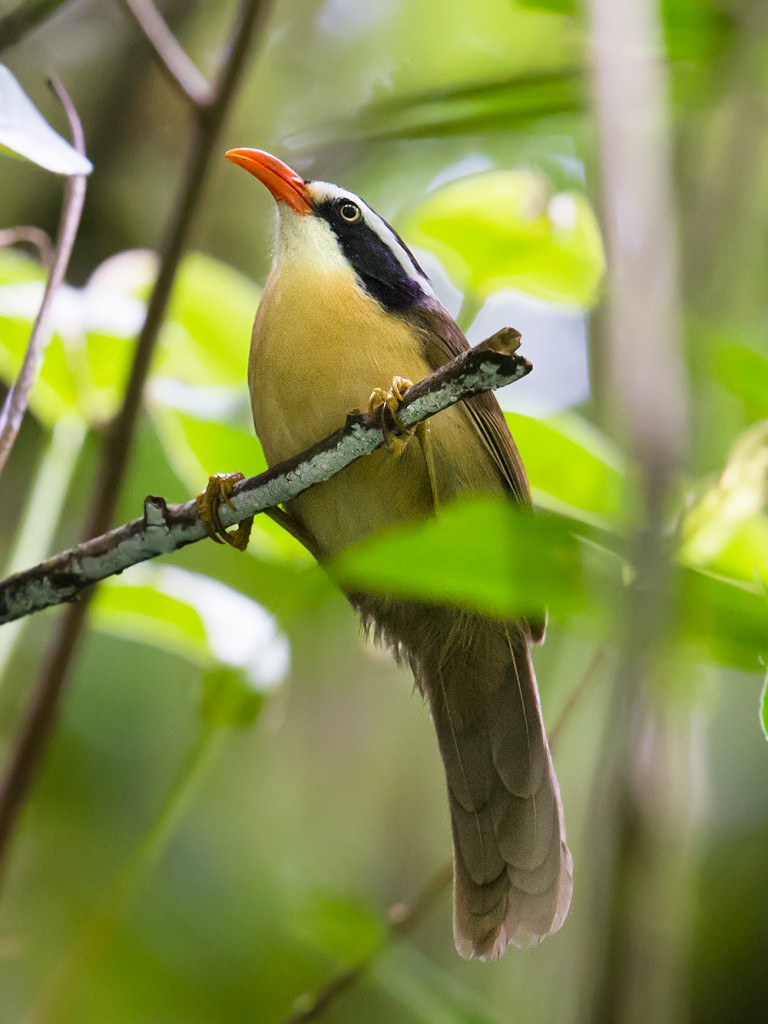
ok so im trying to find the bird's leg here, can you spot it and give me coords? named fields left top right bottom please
left=369, top=375, right=440, bottom=512
left=368, top=375, right=415, bottom=458
left=415, top=421, right=440, bottom=513
left=196, top=472, right=253, bottom=551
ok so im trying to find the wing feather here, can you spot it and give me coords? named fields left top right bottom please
left=409, top=304, right=531, bottom=508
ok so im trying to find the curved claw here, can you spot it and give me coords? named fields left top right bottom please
left=368, top=376, right=414, bottom=457
left=196, top=472, right=253, bottom=552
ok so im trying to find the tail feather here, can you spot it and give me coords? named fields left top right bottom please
left=355, top=598, right=572, bottom=960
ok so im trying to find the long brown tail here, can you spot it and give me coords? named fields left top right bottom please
left=359, top=598, right=572, bottom=959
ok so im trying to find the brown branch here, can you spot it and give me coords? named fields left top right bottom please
left=117, top=0, right=212, bottom=107
left=0, top=332, right=531, bottom=624
left=0, top=77, right=87, bottom=477
left=0, top=0, right=70, bottom=51
left=0, top=0, right=272, bottom=877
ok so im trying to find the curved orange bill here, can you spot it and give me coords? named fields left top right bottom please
left=225, top=149, right=312, bottom=215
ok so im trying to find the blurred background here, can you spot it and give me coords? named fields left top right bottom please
left=0, top=0, right=766, bottom=1021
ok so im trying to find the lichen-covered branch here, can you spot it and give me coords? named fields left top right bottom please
left=0, top=330, right=529, bottom=626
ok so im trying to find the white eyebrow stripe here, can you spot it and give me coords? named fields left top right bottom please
left=308, top=180, right=436, bottom=299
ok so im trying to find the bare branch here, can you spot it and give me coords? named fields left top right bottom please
left=117, top=0, right=212, bottom=108
left=0, top=77, right=87, bottom=477
left=0, top=226, right=55, bottom=268
left=0, top=331, right=530, bottom=625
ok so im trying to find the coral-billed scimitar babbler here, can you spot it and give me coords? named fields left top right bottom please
left=203, top=149, right=572, bottom=959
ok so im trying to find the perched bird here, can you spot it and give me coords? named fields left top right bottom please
left=214, top=149, right=572, bottom=959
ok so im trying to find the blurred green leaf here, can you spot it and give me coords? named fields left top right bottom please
left=375, top=944, right=503, bottom=1024
left=507, top=411, right=625, bottom=524
left=200, top=666, right=264, bottom=728
left=679, top=568, right=768, bottom=672
left=92, top=582, right=209, bottom=664
left=291, top=892, right=385, bottom=966
left=158, top=252, right=259, bottom=389
left=338, top=70, right=584, bottom=144
left=150, top=398, right=266, bottom=485
left=716, top=345, right=768, bottom=418
left=330, top=496, right=595, bottom=622
left=404, top=170, right=604, bottom=306
left=682, top=421, right=768, bottom=569
left=0, top=64, right=92, bottom=175
left=761, top=675, right=768, bottom=742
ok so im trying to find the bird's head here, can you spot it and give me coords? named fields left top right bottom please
left=225, top=148, right=436, bottom=313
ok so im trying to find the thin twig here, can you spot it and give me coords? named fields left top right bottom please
left=0, top=333, right=531, bottom=624
left=283, top=645, right=610, bottom=1024
left=0, top=77, right=87, bottom=477
left=284, top=862, right=454, bottom=1024
left=117, top=0, right=212, bottom=107
left=548, top=644, right=610, bottom=753
left=0, top=0, right=69, bottom=51
left=0, top=0, right=272, bottom=877
left=0, top=226, right=55, bottom=268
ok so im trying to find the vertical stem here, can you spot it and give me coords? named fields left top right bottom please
left=584, top=0, right=691, bottom=1021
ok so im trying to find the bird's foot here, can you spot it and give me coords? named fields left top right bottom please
left=196, top=472, right=253, bottom=551
left=368, top=376, right=414, bottom=457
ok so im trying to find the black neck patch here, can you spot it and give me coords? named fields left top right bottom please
left=312, top=197, right=430, bottom=313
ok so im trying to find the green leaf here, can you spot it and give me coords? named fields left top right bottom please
left=403, top=170, right=604, bottom=307
left=682, top=421, right=768, bottom=569
left=506, top=411, right=625, bottom=524
left=330, top=496, right=598, bottom=622
left=92, top=581, right=209, bottom=664
left=93, top=567, right=290, bottom=689
left=159, top=252, right=260, bottom=388
left=338, top=70, right=584, bottom=145
left=761, top=674, right=768, bottom=743
left=715, top=345, right=768, bottom=418
left=679, top=568, right=768, bottom=672
left=150, top=396, right=266, bottom=485
left=200, top=666, right=264, bottom=728
left=291, top=892, right=385, bottom=965
left=0, top=65, right=92, bottom=175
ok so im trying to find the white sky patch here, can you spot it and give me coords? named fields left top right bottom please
left=0, top=279, right=145, bottom=342
left=104, top=565, right=290, bottom=691
left=158, top=566, right=289, bottom=690
left=547, top=192, right=579, bottom=233
left=149, top=376, right=244, bottom=420
left=411, top=247, right=463, bottom=319
left=467, top=290, right=590, bottom=416
left=427, top=154, right=495, bottom=193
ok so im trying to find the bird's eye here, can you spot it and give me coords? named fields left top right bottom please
left=338, top=201, right=361, bottom=223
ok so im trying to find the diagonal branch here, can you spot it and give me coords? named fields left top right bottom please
left=0, top=330, right=530, bottom=625
left=117, top=0, right=212, bottom=107
left=0, top=77, right=87, bottom=477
